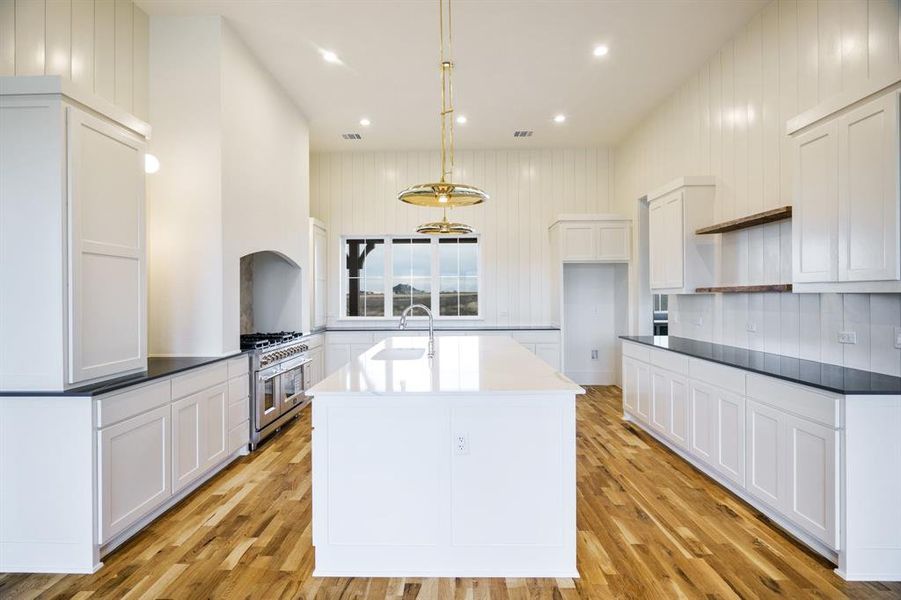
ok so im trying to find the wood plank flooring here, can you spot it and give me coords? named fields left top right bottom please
left=2, top=386, right=899, bottom=599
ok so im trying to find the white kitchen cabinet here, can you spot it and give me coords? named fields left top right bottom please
left=784, top=413, right=837, bottom=547
left=837, top=92, right=900, bottom=282
left=98, top=404, right=170, bottom=543
left=549, top=215, right=631, bottom=263
left=171, top=391, right=204, bottom=493
left=172, top=382, right=229, bottom=493
left=68, top=108, right=147, bottom=384
left=646, top=177, right=716, bottom=294
left=0, top=78, right=150, bottom=390
left=792, top=90, right=901, bottom=290
left=200, top=383, right=228, bottom=469
left=689, top=382, right=716, bottom=466
left=792, top=120, right=839, bottom=283
left=310, top=218, right=328, bottom=329
left=649, top=366, right=690, bottom=450
left=650, top=368, right=671, bottom=435
left=308, top=346, right=324, bottom=386
left=535, top=343, right=561, bottom=370
left=714, top=387, right=745, bottom=486
left=746, top=399, right=786, bottom=510
left=622, top=357, right=640, bottom=414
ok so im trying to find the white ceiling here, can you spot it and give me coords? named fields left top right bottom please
left=138, top=0, right=766, bottom=152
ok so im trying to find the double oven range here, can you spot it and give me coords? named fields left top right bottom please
left=240, top=331, right=311, bottom=449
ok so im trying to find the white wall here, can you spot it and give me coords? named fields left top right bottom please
left=311, top=148, right=615, bottom=326
left=563, top=263, right=628, bottom=385
left=613, top=0, right=901, bottom=376
left=220, top=22, right=309, bottom=346
left=148, top=16, right=309, bottom=356
left=0, top=0, right=149, bottom=119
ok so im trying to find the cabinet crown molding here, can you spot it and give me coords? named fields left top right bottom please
left=0, top=75, right=151, bottom=139
left=647, top=176, right=716, bottom=202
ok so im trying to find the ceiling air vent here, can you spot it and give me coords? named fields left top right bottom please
left=513, top=130, right=533, bottom=138
left=342, top=133, right=362, bottom=140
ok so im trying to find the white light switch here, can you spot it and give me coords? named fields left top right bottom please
left=894, top=327, right=901, bottom=349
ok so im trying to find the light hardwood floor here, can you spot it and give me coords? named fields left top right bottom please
left=2, top=386, right=899, bottom=599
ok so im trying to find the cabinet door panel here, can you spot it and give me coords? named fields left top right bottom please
left=635, top=362, right=651, bottom=423
left=668, top=374, right=689, bottom=449
left=99, top=404, right=171, bottom=542
left=622, top=358, right=638, bottom=414
left=172, top=392, right=204, bottom=492
left=561, top=224, right=596, bottom=261
left=838, top=92, right=900, bottom=282
left=202, top=383, right=228, bottom=469
left=535, top=343, right=561, bottom=370
left=68, top=107, right=146, bottom=383
left=597, top=223, right=630, bottom=261
left=649, top=203, right=667, bottom=288
left=715, top=390, right=745, bottom=486
left=665, top=196, right=685, bottom=288
left=793, top=121, right=839, bottom=283
left=786, top=414, right=837, bottom=547
left=690, top=383, right=716, bottom=466
left=650, top=369, right=670, bottom=434
left=746, top=400, right=785, bottom=509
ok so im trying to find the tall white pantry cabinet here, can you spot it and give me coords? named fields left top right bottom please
left=0, top=77, right=150, bottom=390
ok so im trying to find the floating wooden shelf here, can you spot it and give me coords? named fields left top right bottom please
left=696, top=206, right=792, bottom=235
left=695, top=284, right=793, bottom=293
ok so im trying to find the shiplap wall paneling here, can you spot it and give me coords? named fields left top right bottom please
left=614, top=0, right=901, bottom=377
left=0, top=0, right=149, bottom=118
left=311, top=148, right=614, bottom=327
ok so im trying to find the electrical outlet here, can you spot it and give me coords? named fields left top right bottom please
left=591, top=349, right=599, bottom=360
left=694, top=316, right=703, bottom=327
left=895, top=327, right=901, bottom=349
left=746, top=322, right=757, bottom=333
left=838, top=331, right=858, bottom=344
left=454, top=434, right=469, bottom=455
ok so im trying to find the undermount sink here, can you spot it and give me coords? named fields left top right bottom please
left=372, top=348, right=426, bottom=361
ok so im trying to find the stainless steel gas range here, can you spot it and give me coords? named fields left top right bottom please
left=240, top=332, right=311, bottom=449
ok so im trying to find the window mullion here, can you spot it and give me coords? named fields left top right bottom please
left=431, top=237, right=439, bottom=315
left=385, top=236, right=394, bottom=318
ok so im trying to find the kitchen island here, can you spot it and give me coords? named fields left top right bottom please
left=308, top=335, right=583, bottom=577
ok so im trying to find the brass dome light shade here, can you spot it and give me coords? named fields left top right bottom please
left=398, top=181, right=486, bottom=208
left=398, top=0, right=489, bottom=210
left=416, top=209, right=474, bottom=235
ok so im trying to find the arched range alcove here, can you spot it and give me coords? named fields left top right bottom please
left=239, top=250, right=303, bottom=334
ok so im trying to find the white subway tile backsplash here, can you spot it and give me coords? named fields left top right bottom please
left=842, top=294, right=870, bottom=371
left=779, top=293, right=800, bottom=358
left=869, top=294, right=901, bottom=377
left=820, top=293, right=844, bottom=367
left=798, top=294, right=821, bottom=362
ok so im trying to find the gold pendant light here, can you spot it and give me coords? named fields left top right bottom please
left=416, top=209, right=474, bottom=235
left=399, top=0, right=488, bottom=216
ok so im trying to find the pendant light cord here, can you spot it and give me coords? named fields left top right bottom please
left=439, top=0, right=455, bottom=184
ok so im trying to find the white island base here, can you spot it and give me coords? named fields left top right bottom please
left=309, top=335, right=583, bottom=577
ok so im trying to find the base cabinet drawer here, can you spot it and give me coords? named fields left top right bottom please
left=99, top=405, right=171, bottom=543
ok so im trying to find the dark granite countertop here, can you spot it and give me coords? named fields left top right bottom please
left=620, top=335, right=901, bottom=395
left=0, top=353, right=249, bottom=398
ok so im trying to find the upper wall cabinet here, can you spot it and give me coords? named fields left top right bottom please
left=0, top=77, right=150, bottom=390
left=646, top=177, right=716, bottom=294
left=549, top=215, right=631, bottom=263
left=790, top=90, right=901, bottom=292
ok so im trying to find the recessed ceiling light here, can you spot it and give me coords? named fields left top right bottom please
left=456, top=115, right=467, bottom=124
left=593, top=45, right=609, bottom=57
left=359, top=118, right=371, bottom=127
left=320, top=49, right=341, bottom=64
left=553, top=114, right=566, bottom=124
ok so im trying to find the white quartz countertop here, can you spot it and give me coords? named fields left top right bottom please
left=309, top=335, right=584, bottom=396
